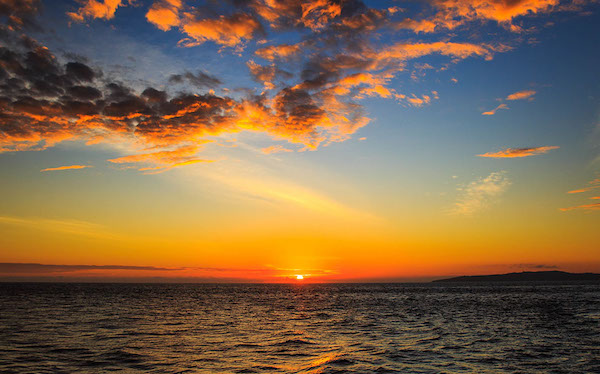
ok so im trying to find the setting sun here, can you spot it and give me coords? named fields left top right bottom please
left=296, top=275, right=304, bottom=280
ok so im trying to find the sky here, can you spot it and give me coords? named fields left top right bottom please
left=0, top=0, right=598, bottom=282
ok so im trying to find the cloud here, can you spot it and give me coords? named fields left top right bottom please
left=567, top=176, right=600, bottom=193
left=560, top=202, right=600, bottom=211
left=477, top=146, right=559, bottom=158
left=0, top=32, right=377, bottom=163
left=67, top=0, right=124, bottom=22
left=1, top=0, right=595, bottom=174
left=0, top=0, right=40, bottom=29
left=262, top=144, right=293, bottom=154
left=454, top=171, right=511, bottom=214
left=0, top=262, right=182, bottom=274
left=0, top=215, right=110, bottom=237
left=178, top=12, right=263, bottom=48
left=255, top=43, right=303, bottom=60
left=483, top=89, right=536, bottom=115
left=482, top=103, right=508, bottom=115
left=506, top=89, right=536, bottom=101
left=246, top=60, right=292, bottom=89
left=107, top=145, right=213, bottom=174
left=0, top=262, right=338, bottom=281
left=145, top=0, right=181, bottom=31
left=510, top=263, right=559, bottom=270
left=40, top=164, right=93, bottom=172
left=397, top=0, right=563, bottom=33
left=568, top=187, right=598, bottom=193
left=168, top=70, right=222, bottom=88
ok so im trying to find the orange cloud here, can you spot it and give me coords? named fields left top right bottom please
left=255, top=43, right=303, bottom=60
left=399, top=0, right=561, bottom=33
left=560, top=202, right=600, bottom=211
left=0, top=35, right=376, bottom=162
left=434, top=0, right=559, bottom=24
left=506, top=89, right=536, bottom=100
left=250, top=0, right=340, bottom=30
left=107, top=145, right=213, bottom=173
left=477, top=146, right=559, bottom=158
left=568, top=187, right=596, bottom=193
left=145, top=0, right=181, bottom=31
left=40, top=165, right=93, bottom=172
left=247, top=60, right=292, bottom=89
left=482, top=103, right=508, bottom=115
left=67, top=0, right=124, bottom=22
left=262, top=145, right=293, bottom=154
left=367, top=42, right=491, bottom=69
left=178, top=12, right=262, bottom=47
left=567, top=176, right=600, bottom=193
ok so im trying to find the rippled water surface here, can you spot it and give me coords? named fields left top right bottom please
left=1, top=283, right=599, bottom=373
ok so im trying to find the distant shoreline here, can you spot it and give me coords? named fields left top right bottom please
left=433, top=271, right=600, bottom=283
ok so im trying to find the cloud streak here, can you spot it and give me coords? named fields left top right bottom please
left=478, top=146, right=559, bottom=158
left=0, top=215, right=112, bottom=237
left=0, top=262, right=182, bottom=274
left=41, top=164, right=93, bottom=172
left=560, top=202, right=600, bottom=211
left=482, top=103, right=508, bottom=115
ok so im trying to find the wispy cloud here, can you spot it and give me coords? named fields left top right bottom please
left=567, top=186, right=598, bottom=194
left=454, top=171, right=511, bottom=215
left=261, top=145, right=293, bottom=154
left=567, top=176, right=600, bottom=193
left=478, top=146, right=559, bottom=158
left=506, top=89, right=536, bottom=101
left=41, top=165, right=93, bottom=172
left=510, top=263, right=559, bottom=270
left=560, top=202, right=600, bottom=211
left=107, top=145, right=213, bottom=174
left=0, top=215, right=111, bottom=238
left=0, top=262, right=337, bottom=282
left=483, top=89, right=537, bottom=115
left=0, top=263, right=182, bottom=274
left=482, top=103, right=508, bottom=115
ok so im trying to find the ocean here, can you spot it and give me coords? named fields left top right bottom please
left=1, top=283, right=599, bottom=373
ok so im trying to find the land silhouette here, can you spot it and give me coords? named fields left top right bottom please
left=434, top=271, right=600, bottom=283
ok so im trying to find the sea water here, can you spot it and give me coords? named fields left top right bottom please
left=1, top=282, right=599, bottom=373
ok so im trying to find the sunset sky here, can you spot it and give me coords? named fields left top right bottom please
left=0, top=0, right=598, bottom=282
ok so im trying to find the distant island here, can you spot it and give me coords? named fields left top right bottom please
left=433, top=271, right=600, bottom=283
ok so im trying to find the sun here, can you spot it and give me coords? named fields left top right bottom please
left=295, top=274, right=304, bottom=280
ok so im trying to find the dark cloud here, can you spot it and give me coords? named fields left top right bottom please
left=168, top=71, right=222, bottom=88
left=0, top=0, right=41, bottom=30
left=0, top=262, right=183, bottom=274
left=65, top=62, right=96, bottom=83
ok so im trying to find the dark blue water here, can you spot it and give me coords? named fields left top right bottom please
left=1, top=283, right=599, bottom=373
